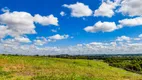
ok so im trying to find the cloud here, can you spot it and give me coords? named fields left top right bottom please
left=34, top=14, right=58, bottom=26
left=0, top=11, right=36, bottom=37
left=139, top=34, right=142, bottom=38
left=118, top=0, right=142, bottom=16
left=1, top=34, right=142, bottom=55
left=34, top=34, right=69, bottom=46
left=14, top=36, right=31, bottom=43
left=116, top=36, right=131, bottom=42
left=63, top=2, right=92, bottom=17
left=94, top=0, right=119, bottom=17
left=34, top=40, right=46, bottom=46
left=84, top=21, right=117, bottom=33
left=48, top=34, right=69, bottom=40
left=51, top=29, right=57, bottom=33
left=133, top=38, right=141, bottom=41
left=0, top=25, right=10, bottom=39
left=34, top=40, right=47, bottom=46
left=33, top=37, right=50, bottom=46
left=110, top=42, right=117, bottom=47
left=119, top=17, right=142, bottom=27
left=1, top=7, right=10, bottom=13
left=60, top=11, right=66, bottom=16
left=89, top=42, right=104, bottom=47
left=1, top=39, right=19, bottom=46
left=0, top=11, right=59, bottom=39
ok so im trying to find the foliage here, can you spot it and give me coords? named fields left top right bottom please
left=104, top=57, right=142, bottom=74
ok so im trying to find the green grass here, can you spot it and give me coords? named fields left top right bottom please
left=0, top=55, right=141, bottom=80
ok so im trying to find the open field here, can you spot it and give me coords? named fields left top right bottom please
left=0, top=55, right=141, bottom=80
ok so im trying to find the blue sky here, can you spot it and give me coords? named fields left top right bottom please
left=0, top=0, right=142, bottom=55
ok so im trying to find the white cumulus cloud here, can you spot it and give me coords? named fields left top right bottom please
left=63, top=2, right=92, bottom=17
left=94, top=0, right=119, bottom=18
left=48, top=34, right=69, bottom=40
left=14, top=36, right=31, bottom=43
left=60, top=11, right=66, bottom=16
left=0, top=25, right=10, bottom=39
left=118, top=0, right=142, bottom=17
left=84, top=21, right=117, bottom=33
left=0, top=11, right=59, bottom=39
left=116, top=36, right=131, bottom=42
left=0, top=11, right=36, bottom=37
left=34, top=14, right=58, bottom=26
left=119, top=17, right=142, bottom=27
left=139, top=34, right=142, bottom=38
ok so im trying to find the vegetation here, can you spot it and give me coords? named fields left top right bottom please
left=104, top=57, right=142, bottom=74
left=48, top=54, right=142, bottom=74
left=0, top=55, right=141, bottom=80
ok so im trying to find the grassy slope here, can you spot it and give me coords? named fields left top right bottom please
left=0, top=55, right=141, bottom=80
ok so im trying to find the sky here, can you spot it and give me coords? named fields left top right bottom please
left=0, top=0, right=142, bottom=55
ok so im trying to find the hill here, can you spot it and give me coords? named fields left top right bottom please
left=0, top=55, right=141, bottom=80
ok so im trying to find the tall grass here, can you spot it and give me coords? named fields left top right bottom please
left=0, top=55, right=141, bottom=80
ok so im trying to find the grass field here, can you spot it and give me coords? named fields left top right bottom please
left=0, top=55, right=141, bottom=80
